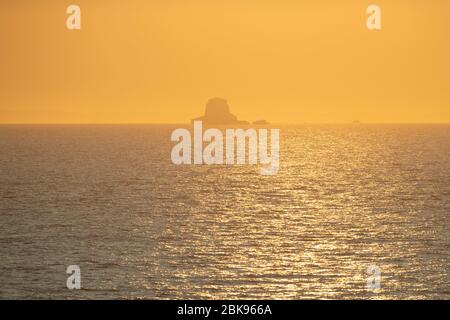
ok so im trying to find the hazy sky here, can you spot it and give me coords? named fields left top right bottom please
left=1, top=0, right=449, bottom=123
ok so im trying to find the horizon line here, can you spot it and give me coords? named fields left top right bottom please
left=1, top=122, right=450, bottom=125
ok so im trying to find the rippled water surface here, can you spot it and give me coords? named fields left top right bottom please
left=0, top=124, right=449, bottom=299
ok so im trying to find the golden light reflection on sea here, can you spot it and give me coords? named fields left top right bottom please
left=0, top=124, right=449, bottom=299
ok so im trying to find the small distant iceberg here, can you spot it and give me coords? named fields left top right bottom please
left=191, top=98, right=249, bottom=125
left=253, top=120, right=270, bottom=125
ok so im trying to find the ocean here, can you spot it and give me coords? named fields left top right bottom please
left=0, top=124, right=449, bottom=299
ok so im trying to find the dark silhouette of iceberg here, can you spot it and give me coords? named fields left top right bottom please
left=191, top=98, right=249, bottom=125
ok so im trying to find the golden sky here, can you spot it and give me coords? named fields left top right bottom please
left=0, top=0, right=449, bottom=124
